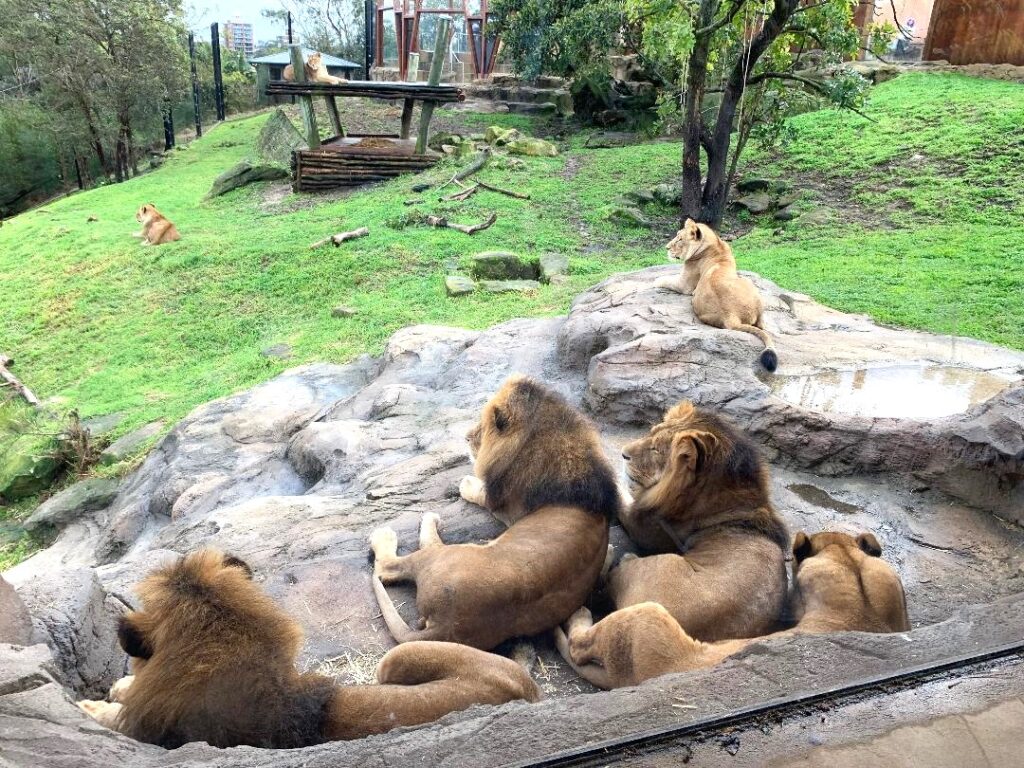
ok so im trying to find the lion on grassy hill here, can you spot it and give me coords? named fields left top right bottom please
left=655, top=219, right=777, bottom=371
left=283, top=51, right=348, bottom=85
left=610, top=400, right=790, bottom=641
left=556, top=530, right=910, bottom=689
left=370, top=375, right=619, bottom=650
left=77, top=549, right=539, bottom=748
left=133, top=204, right=180, bottom=246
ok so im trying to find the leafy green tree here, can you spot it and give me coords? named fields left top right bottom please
left=494, top=0, right=891, bottom=226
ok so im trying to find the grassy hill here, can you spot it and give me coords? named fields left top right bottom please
left=2, top=72, right=1023, bottom=565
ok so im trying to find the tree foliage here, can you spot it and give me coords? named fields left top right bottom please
left=494, top=0, right=894, bottom=225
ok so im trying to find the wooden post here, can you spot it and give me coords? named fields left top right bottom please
left=211, top=23, right=226, bottom=121
left=163, top=99, right=175, bottom=149
left=290, top=45, right=321, bottom=148
left=414, top=17, right=450, bottom=154
left=188, top=32, right=203, bottom=138
left=400, top=98, right=415, bottom=139
left=325, top=96, right=345, bottom=138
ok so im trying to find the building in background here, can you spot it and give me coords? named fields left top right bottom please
left=224, top=17, right=255, bottom=57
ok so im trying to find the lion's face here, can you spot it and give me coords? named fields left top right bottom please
left=621, top=401, right=718, bottom=496
left=666, top=219, right=712, bottom=263
left=136, top=204, right=154, bottom=223
left=792, top=531, right=910, bottom=632
left=306, top=52, right=324, bottom=71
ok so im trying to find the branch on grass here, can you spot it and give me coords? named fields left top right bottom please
left=309, top=227, right=370, bottom=249
left=425, top=212, right=497, bottom=234
left=0, top=354, right=40, bottom=407
left=436, top=149, right=492, bottom=192
left=476, top=180, right=530, bottom=200
left=442, top=182, right=479, bottom=201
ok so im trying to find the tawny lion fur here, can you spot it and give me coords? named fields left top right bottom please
left=77, top=549, right=538, bottom=748
left=556, top=530, right=910, bottom=689
left=655, top=219, right=777, bottom=371
left=611, top=400, right=790, bottom=642
left=283, top=51, right=348, bottom=85
left=370, top=375, right=620, bottom=651
left=133, top=204, right=180, bottom=245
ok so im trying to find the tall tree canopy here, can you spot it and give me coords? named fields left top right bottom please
left=494, top=0, right=893, bottom=226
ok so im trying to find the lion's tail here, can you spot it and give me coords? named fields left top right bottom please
left=372, top=576, right=433, bottom=644
left=731, top=323, right=778, bottom=372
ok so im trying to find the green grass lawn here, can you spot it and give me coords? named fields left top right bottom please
left=1, top=71, right=1022, bottom=566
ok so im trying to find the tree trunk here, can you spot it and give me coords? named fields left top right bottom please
left=680, top=0, right=720, bottom=224
left=125, top=118, right=139, bottom=176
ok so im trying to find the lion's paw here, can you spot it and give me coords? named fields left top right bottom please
left=565, top=606, right=594, bottom=635
left=369, top=526, right=398, bottom=557
left=78, top=699, right=122, bottom=728
left=109, top=675, right=134, bottom=702
left=419, top=512, right=442, bottom=548
left=654, top=276, right=678, bottom=290
left=459, top=475, right=486, bottom=506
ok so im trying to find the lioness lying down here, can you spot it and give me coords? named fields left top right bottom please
left=557, top=530, right=910, bottom=688
left=655, top=219, right=777, bottom=371
left=283, top=51, right=348, bottom=85
left=370, top=375, right=620, bottom=650
left=77, top=549, right=539, bottom=748
left=611, top=400, right=790, bottom=641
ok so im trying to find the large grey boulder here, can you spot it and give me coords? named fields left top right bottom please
left=255, top=108, right=308, bottom=166
left=4, top=266, right=1024, bottom=766
left=99, top=421, right=165, bottom=466
left=207, top=161, right=289, bottom=199
left=0, top=576, right=32, bottom=644
left=24, top=478, right=120, bottom=531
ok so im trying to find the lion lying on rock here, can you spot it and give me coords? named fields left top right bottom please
left=655, top=219, right=777, bottom=371
left=284, top=51, right=348, bottom=85
left=557, top=530, right=910, bottom=688
left=370, top=375, right=619, bottom=650
left=610, top=400, right=790, bottom=641
left=77, top=549, right=539, bottom=748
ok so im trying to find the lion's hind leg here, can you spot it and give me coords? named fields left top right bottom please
left=369, top=526, right=415, bottom=584
left=419, top=512, right=444, bottom=549
left=77, top=699, right=123, bottom=730
left=554, top=608, right=614, bottom=690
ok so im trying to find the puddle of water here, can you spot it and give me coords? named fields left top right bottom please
left=787, top=483, right=863, bottom=514
left=766, top=365, right=1016, bottom=419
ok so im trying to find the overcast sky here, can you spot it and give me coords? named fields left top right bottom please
left=187, top=0, right=287, bottom=43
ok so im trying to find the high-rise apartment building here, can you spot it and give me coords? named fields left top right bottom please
left=224, top=18, right=254, bottom=57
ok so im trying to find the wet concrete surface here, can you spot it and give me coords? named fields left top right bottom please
left=763, top=364, right=1019, bottom=419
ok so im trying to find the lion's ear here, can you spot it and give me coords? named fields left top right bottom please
left=792, top=532, right=812, bottom=562
left=118, top=613, right=153, bottom=660
left=223, top=554, right=253, bottom=578
left=672, top=430, right=718, bottom=474
left=492, top=406, right=509, bottom=431
left=857, top=532, right=882, bottom=557
left=692, top=223, right=703, bottom=241
left=664, top=401, right=695, bottom=423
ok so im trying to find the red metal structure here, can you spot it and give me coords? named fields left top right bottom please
left=374, top=0, right=500, bottom=79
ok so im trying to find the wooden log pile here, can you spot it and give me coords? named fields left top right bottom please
left=295, top=148, right=439, bottom=191
left=265, top=81, right=465, bottom=103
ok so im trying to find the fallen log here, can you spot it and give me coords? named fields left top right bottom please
left=476, top=180, right=531, bottom=200
left=425, top=212, right=497, bottom=235
left=309, top=227, right=370, bottom=249
left=0, top=354, right=40, bottom=406
left=436, top=149, right=492, bottom=193
left=442, top=183, right=479, bottom=202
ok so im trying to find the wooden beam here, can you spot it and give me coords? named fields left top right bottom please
left=415, top=17, right=451, bottom=155
left=325, top=96, right=345, bottom=138
left=400, top=98, right=415, bottom=139
left=290, top=45, right=321, bottom=149
left=0, top=354, right=40, bottom=407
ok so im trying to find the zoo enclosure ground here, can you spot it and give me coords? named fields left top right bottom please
left=0, top=71, right=1022, bottom=567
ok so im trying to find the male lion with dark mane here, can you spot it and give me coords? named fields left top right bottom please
left=655, top=218, right=777, bottom=371
left=556, top=530, right=910, bottom=688
left=77, top=549, right=539, bottom=748
left=370, top=375, right=619, bottom=650
left=610, top=400, right=789, bottom=641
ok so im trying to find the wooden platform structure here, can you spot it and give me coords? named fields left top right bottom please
left=267, top=40, right=463, bottom=192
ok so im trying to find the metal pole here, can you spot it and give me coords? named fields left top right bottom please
left=163, top=99, right=175, bottom=150
left=365, top=0, right=374, bottom=79
left=188, top=32, right=203, bottom=138
left=211, top=23, right=226, bottom=121
left=287, top=12, right=293, bottom=44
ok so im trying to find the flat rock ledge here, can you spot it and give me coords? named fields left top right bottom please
left=3, top=266, right=1024, bottom=767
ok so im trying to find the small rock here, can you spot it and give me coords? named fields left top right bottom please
left=24, top=477, right=120, bottom=531
left=445, top=275, right=476, bottom=296
left=261, top=343, right=293, bottom=360
left=469, top=133, right=486, bottom=141
left=800, top=208, right=834, bottom=226
left=411, top=182, right=431, bottom=193
left=737, top=177, right=773, bottom=193
left=80, top=412, right=125, bottom=437
left=98, top=421, right=165, bottom=466
left=0, top=435, right=61, bottom=501
left=480, top=280, right=541, bottom=294
left=777, top=190, right=802, bottom=208
left=0, top=575, right=32, bottom=644
left=469, top=251, right=539, bottom=281
left=584, top=131, right=639, bottom=149
left=625, top=189, right=656, bottom=205
left=549, top=274, right=570, bottom=286
left=605, top=205, right=651, bottom=228
left=774, top=208, right=799, bottom=221
left=539, top=253, right=569, bottom=284
left=484, top=126, right=522, bottom=146
left=86, top=216, right=99, bottom=223
left=332, top=306, right=358, bottom=318
left=652, top=182, right=683, bottom=207
left=735, top=192, right=772, bottom=214
left=428, top=131, right=463, bottom=151
left=506, top=138, right=559, bottom=157
left=207, top=161, right=289, bottom=198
